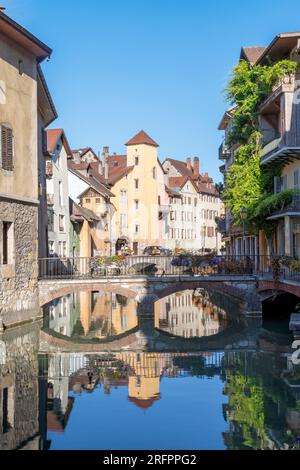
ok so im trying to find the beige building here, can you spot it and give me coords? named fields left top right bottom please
left=0, top=9, right=54, bottom=318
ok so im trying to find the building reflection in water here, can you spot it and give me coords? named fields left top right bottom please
left=1, top=291, right=300, bottom=450
left=155, top=289, right=228, bottom=338
left=0, top=322, right=41, bottom=450
left=42, top=349, right=300, bottom=450
left=45, top=291, right=138, bottom=340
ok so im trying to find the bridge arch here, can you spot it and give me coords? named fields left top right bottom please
left=39, top=280, right=137, bottom=307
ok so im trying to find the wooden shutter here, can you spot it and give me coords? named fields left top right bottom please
left=1, top=126, right=13, bottom=171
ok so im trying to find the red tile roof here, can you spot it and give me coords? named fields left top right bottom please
left=126, top=130, right=159, bottom=147
left=108, top=154, right=127, bottom=171
left=46, top=128, right=72, bottom=157
left=129, top=396, right=160, bottom=410
left=165, top=158, right=195, bottom=178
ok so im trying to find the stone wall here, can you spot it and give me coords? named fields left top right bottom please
left=0, top=322, right=40, bottom=450
left=0, top=198, right=39, bottom=322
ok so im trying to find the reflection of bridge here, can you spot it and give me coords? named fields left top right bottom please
left=39, top=304, right=260, bottom=354
left=39, top=275, right=262, bottom=318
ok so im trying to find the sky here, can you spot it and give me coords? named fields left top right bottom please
left=5, top=0, right=300, bottom=181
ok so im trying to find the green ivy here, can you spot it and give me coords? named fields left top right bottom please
left=224, top=59, right=298, bottom=228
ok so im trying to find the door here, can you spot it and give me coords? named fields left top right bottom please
left=133, top=242, right=138, bottom=255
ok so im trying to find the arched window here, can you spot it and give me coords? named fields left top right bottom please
left=1, top=123, right=13, bottom=172
left=152, top=167, right=156, bottom=179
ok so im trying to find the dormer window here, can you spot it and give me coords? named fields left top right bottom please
left=1, top=124, right=13, bottom=172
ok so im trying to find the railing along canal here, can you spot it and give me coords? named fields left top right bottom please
left=37, top=254, right=300, bottom=281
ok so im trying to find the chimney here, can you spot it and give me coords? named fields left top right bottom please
left=186, top=158, right=191, bottom=170
left=194, top=157, right=200, bottom=177
left=102, top=146, right=109, bottom=179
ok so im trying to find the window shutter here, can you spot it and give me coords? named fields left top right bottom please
left=1, top=126, right=13, bottom=171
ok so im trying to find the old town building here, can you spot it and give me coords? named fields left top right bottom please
left=0, top=9, right=54, bottom=319
left=45, top=129, right=72, bottom=258
left=219, top=32, right=300, bottom=259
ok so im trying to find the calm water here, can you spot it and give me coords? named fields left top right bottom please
left=1, top=288, right=300, bottom=450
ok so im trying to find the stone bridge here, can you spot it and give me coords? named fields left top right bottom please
left=39, top=274, right=262, bottom=317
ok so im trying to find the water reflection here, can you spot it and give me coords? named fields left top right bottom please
left=44, top=291, right=138, bottom=340
left=41, top=351, right=300, bottom=450
left=1, top=289, right=300, bottom=450
left=45, top=288, right=229, bottom=342
left=155, top=289, right=228, bottom=338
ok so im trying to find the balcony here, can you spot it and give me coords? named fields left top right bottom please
left=267, top=194, right=300, bottom=220
left=260, top=73, right=296, bottom=114
left=219, top=142, right=231, bottom=161
left=260, top=136, right=300, bottom=166
left=47, top=194, right=54, bottom=206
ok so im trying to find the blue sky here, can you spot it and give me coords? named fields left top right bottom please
left=5, top=0, right=300, bottom=181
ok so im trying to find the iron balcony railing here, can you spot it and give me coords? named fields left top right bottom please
left=38, top=254, right=300, bottom=281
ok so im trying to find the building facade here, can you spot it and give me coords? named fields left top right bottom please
left=46, top=129, right=72, bottom=258
left=0, top=10, right=53, bottom=318
left=219, top=33, right=300, bottom=260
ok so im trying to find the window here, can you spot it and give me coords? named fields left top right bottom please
left=120, top=189, right=127, bottom=203
left=49, top=241, right=54, bottom=256
left=58, top=241, right=62, bottom=256
left=135, top=156, right=139, bottom=166
left=152, top=167, right=156, bottom=179
left=170, top=211, right=176, bottom=221
left=134, top=179, right=139, bottom=190
left=59, top=215, right=65, bottom=232
left=294, top=170, right=299, bottom=189
left=135, top=224, right=140, bottom=234
left=96, top=198, right=101, bottom=204
left=120, top=213, right=127, bottom=228
left=59, top=181, right=63, bottom=206
left=113, top=162, right=118, bottom=167
left=2, top=222, right=14, bottom=265
left=194, top=198, right=197, bottom=207
left=63, top=242, right=67, bottom=258
left=85, top=198, right=91, bottom=204
left=188, top=197, right=191, bottom=205
left=135, top=200, right=139, bottom=210
left=47, top=209, right=54, bottom=231
left=1, top=124, right=13, bottom=171
left=158, top=195, right=161, bottom=205
left=2, top=387, right=13, bottom=433
left=281, top=175, right=288, bottom=191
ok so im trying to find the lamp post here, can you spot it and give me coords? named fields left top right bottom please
left=240, top=207, right=248, bottom=258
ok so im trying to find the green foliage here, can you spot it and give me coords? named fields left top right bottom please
left=226, top=375, right=267, bottom=449
left=250, top=189, right=300, bottom=235
left=224, top=59, right=298, bottom=228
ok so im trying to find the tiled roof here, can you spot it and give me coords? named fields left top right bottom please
left=129, top=396, right=160, bottom=410
left=69, top=198, right=101, bottom=222
left=240, top=46, right=267, bottom=65
left=46, top=128, right=72, bottom=157
left=126, top=130, right=159, bottom=147
left=108, top=154, right=127, bottom=171
left=165, top=158, right=195, bottom=178
left=68, top=163, right=115, bottom=198
left=168, top=176, right=189, bottom=189
left=108, top=166, right=134, bottom=185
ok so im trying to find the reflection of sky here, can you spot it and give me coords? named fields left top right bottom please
left=48, top=376, right=228, bottom=450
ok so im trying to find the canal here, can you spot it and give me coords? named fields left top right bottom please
left=0, top=287, right=300, bottom=450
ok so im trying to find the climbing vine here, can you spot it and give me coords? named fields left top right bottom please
left=224, top=59, right=298, bottom=228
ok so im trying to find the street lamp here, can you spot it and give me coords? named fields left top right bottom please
left=240, top=207, right=248, bottom=257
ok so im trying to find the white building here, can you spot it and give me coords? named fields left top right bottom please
left=46, top=129, right=72, bottom=257
left=163, top=157, right=224, bottom=253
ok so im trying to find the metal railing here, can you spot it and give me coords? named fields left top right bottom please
left=38, top=254, right=300, bottom=281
